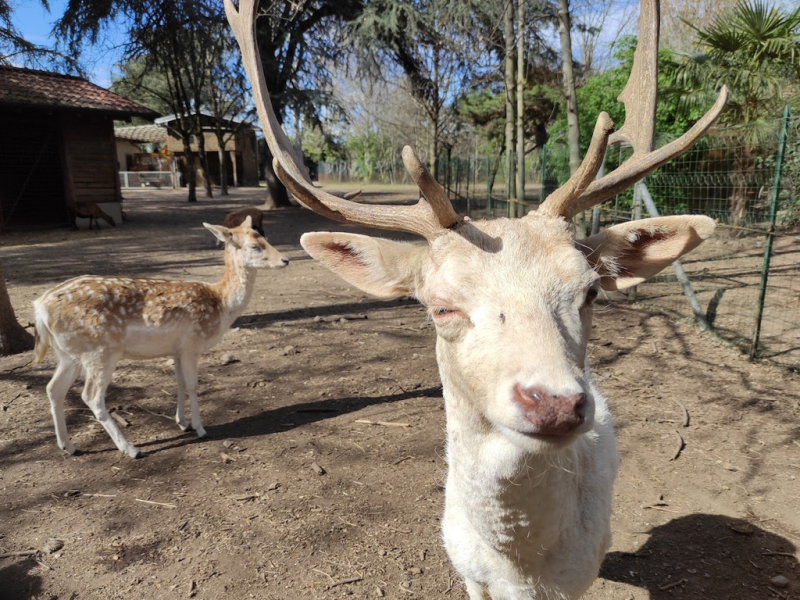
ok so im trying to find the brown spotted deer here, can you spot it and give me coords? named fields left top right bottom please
left=33, top=216, right=288, bottom=458
left=226, top=0, right=726, bottom=596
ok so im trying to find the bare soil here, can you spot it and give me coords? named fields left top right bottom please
left=1, top=186, right=799, bottom=600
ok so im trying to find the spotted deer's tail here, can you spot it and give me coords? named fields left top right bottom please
left=32, top=300, right=51, bottom=365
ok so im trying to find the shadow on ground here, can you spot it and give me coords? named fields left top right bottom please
left=601, top=513, right=799, bottom=598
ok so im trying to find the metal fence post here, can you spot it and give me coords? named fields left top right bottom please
left=638, top=181, right=710, bottom=330
left=750, top=105, right=792, bottom=360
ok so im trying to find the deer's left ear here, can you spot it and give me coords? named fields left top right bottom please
left=578, top=216, right=715, bottom=291
left=203, top=223, right=240, bottom=248
left=301, top=232, right=427, bottom=299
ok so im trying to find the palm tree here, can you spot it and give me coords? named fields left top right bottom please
left=670, top=0, right=800, bottom=226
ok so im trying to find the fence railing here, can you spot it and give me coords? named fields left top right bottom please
left=119, top=171, right=174, bottom=189
left=319, top=109, right=799, bottom=368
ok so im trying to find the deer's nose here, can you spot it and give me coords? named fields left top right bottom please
left=513, top=384, right=586, bottom=435
left=280, top=257, right=289, bottom=266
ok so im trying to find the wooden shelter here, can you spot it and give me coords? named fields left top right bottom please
left=155, top=111, right=260, bottom=189
left=0, top=66, right=157, bottom=230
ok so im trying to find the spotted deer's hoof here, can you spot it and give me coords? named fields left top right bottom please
left=178, top=423, right=192, bottom=432
left=125, top=446, right=143, bottom=459
left=194, top=427, right=207, bottom=439
left=60, top=441, right=77, bottom=455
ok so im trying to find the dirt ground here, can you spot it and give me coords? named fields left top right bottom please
left=1, top=186, right=799, bottom=600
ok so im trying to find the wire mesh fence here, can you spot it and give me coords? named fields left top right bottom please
left=318, top=108, right=799, bottom=368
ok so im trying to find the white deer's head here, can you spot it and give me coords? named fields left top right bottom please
left=224, top=0, right=726, bottom=450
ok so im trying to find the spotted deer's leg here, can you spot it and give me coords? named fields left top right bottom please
left=46, top=353, right=81, bottom=454
left=174, top=355, right=190, bottom=431
left=464, top=579, right=489, bottom=600
left=82, top=350, right=142, bottom=458
left=179, top=353, right=206, bottom=438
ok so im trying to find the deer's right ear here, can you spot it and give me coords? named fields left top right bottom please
left=204, top=223, right=240, bottom=248
left=301, top=232, right=427, bottom=299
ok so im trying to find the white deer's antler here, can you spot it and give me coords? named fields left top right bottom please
left=535, top=0, right=728, bottom=219
left=223, top=0, right=460, bottom=241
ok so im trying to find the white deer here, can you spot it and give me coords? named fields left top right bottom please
left=33, top=217, right=288, bottom=458
left=226, top=0, right=727, bottom=596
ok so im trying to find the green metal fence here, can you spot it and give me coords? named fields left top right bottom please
left=318, top=109, right=799, bottom=367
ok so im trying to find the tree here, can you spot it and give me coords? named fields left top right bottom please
left=205, top=28, right=253, bottom=196
left=671, top=0, right=800, bottom=225
left=660, top=0, right=739, bottom=53
left=351, top=0, right=479, bottom=179
left=56, top=0, right=360, bottom=208
left=556, top=0, right=580, bottom=177
left=504, top=0, right=516, bottom=200
left=253, top=0, right=362, bottom=208
left=86, top=1, right=225, bottom=202
left=0, top=0, right=76, bottom=68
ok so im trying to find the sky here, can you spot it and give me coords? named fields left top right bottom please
left=11, top=0, right=126, bottom=87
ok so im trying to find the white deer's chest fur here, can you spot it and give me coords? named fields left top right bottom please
left=441, top=384, right=617, bottom=599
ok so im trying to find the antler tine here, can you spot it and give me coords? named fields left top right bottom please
left=536, top=0, right=728, bottom=220
left=224, top=0, right=459, bottom=241
left=537, top=113, right=614, bottom=218
left=401, top=146, right=461, bottom=229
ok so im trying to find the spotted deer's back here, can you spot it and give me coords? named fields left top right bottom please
left=37, top=276, right=224, bottom=353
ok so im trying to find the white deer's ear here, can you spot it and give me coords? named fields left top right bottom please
left=301, top=232, right=427, bottom=299
left=203, top=222, right=240, bottom=248
left=579, top=216, right=715, bottom=291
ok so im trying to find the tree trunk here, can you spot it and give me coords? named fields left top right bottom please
left=179, top=134, right=198, bottom=203
left=557, top=0, right=580, bottom=176
left=196, top=130, right=214, bottom=199
left=262, top=151, right=292, bottom=210
left=729, top=146, right=753, bottom=229
left=515, top=0, right=526, bottom=217
left=504, top=0, right=516, bottom=202
left=428, top=124, right=439, bottom=181
left=0, top=260, right=34, bottom=356
left=218, top=146, right=229, bottom=196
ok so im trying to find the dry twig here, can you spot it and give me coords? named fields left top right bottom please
left=0, top=550, right=37, bottom=559
left=329, top=576, right=363, bottom=588
left=672, top=399, right=689, bottom=427
left=355, top=419, right=410, bottom=428
left=658, top=578, right=687, bottom=591
left=670, top=430, right=684, bottom=460
left=135, top=498, right=176, bottom=509
left=111, top=412, right=130, bottom=428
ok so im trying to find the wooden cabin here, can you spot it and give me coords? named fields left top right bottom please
left=0, top=66, right=157, bottom=230
left=155, top=111, right=260, bottom=189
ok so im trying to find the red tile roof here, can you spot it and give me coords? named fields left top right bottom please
left=0, top=65, right=158, bottom=118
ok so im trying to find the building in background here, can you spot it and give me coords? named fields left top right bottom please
left=0, top=65, right=157, bottom=230
left=154, top=111, right=260, bottom=189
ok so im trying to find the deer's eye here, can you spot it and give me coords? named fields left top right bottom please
left=431, top=306, right=466, bottom=321
left=250, top=245, right=263, bottom=252
left=584, top=287, right=599, bottom=306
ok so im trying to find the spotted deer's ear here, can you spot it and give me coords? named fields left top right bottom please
left=578, top=216, right=715, bottom=291
left=204, top=223, right=240, bottom=248
left=301, top=232, right=427, bottom=299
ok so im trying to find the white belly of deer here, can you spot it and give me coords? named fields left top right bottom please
left=122, top=323, right=222, bottom=359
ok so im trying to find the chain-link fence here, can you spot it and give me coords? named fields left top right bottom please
left=318, top=109, right=799, bottom=367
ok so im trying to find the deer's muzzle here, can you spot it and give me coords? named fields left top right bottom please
left=512, top=384, right=586, bottom=436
